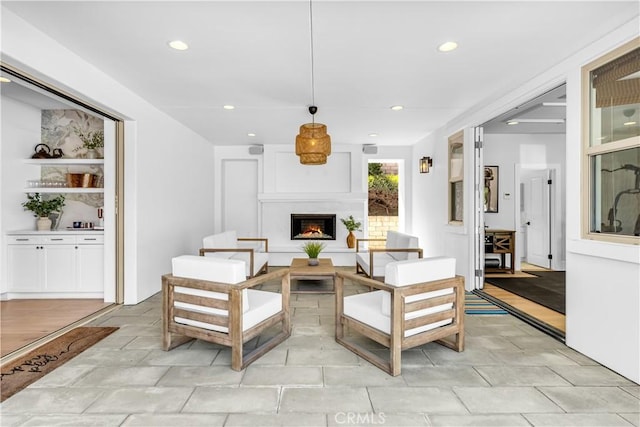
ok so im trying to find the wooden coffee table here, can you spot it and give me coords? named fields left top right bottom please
left=289, top=258, right=336, bottom=293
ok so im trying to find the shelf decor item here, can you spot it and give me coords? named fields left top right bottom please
left=22, top=193, right=66, bottom=231
left=340, top=215, right=362, bottom=248
left=66, top=173, right=95, bottom=188
left=73, top=126, right=104, bottom=159
left=301, top=241, right=325, bottom=266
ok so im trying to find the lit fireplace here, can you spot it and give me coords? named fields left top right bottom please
left=291, top=214, right=336, bottom=240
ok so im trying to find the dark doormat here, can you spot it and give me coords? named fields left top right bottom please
left=0, top=326, right=118, bottom=402
left=485, top=271, right=565, bottom=314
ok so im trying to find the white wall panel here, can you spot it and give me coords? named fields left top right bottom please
left=222, top=159, right=258, bottom=236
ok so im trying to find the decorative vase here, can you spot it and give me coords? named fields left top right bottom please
left=36, top=217, right=52, bottom=231
left=346, top=231, right=356, bottom=249
left=308, top=257, right=319, bottom=266
left=85, top=149, right=98, bottom=159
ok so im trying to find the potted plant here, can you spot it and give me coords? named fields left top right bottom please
left=73, top=126, right=104, bottom=159
left=22, top=193, right=66, bottom=231
left=340, top=215, right=362, bottom=248
left=301, top=241, right=326, bottom=266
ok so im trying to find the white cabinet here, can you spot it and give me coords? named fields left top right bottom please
left=6, top=233, right=104, bottom=298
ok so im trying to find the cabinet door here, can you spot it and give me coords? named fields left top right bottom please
left=77, top=244, right=104, bottom=293
left=43, top=245, right=77, bottom=292
left=7, top=245, right=43, bottom=291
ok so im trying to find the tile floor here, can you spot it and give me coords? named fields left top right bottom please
left=1, top=280, right=638, bottom=426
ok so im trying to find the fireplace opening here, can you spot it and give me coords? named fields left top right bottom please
left=291, top=214, right=336, bottom=240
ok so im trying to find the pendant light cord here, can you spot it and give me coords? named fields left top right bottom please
left=309, top=0, right=316, bottom=124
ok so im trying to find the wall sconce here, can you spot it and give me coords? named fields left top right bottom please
left=419, top=156, right=433, bottom=173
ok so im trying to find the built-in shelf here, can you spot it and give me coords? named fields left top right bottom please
left=23, top=188, right=104, bottom=194
left=23, top=158, right=104, bottom=165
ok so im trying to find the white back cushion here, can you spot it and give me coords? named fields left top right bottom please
left=385, top=231, right=419, bottom=261
left=202, top=231, right=238, bottom=259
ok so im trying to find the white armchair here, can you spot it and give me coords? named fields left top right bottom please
left=355, top=230, right=423, bottom=280
left=162, top=255, right=290, bottom=371
left=336, top=257, right=464, bottom=376
left=201, top=230, right=269, bottom=278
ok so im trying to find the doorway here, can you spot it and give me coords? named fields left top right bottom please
left=0, top=64, right=124, bottom=360
left=475, top=84, right=567, bottom=338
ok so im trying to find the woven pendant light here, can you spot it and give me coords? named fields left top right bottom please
left=296, top=0, right=331, bottom=165
left=296, top=106, right=331, bottom=165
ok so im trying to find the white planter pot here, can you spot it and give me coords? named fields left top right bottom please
left=36, top=217, right=52, bottom=231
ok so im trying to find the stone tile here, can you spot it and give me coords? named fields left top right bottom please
left=287, top=348, right=359, bottom=366
left=73, top=366, right=169, bottom=387
left=506, top=335, right=567, bottom=350
left=242, top=366, right=323, bottom=386
left=620, top=413, right=640, bottom=426
left=453, top=386, right=564, bottom=413
left=0, top=388, right=105, bottom=414
left=369, top=349, right=432, bottom=367
left=226, top=413, right=327, bottom=426
left=189, top=339, right=226, bottom=350
left=281, top=335, right=338, bottom=349
left=280, top=387, right=372, bottom=413
left=464, top=336, right=521, bottom=351
left=96, top=315, right=159, bottom=327
left=424, top=347, right=502, bottom=366
left=328, top=412, right=428, bottom=426
left=157, top=366, right=244, bottom=386
left=295, top=306, right=334, bottom=316
left=0, top=415, right=31, bottom=426
left=427, top=414, right=531, bottom=426
left=22, top=414, right=129, bottom=426
left=292, top=324, right=334, bottom=337
left=122, top=413, right=227, bottom=426
left=183, top=387, right=279, bottom=413
left=324, top=365, right=407, bottom=387
left=490, top=349, right=578, bottom=366
left=90, top=333, right=136, bottom=349
left=112, top=324, right=162, bottom=337
left=475, top=366, right=571, bottom=386
left=122, top=336, right=164, bottom=350
left=28, top=365, right=95, bottom=388
left=290, top=298, right=319, bottom=308
left=464, top=324, right=532, bottom=337
left=85, top=387, right=193, bottom=413
left=368, top=387, right=468, bottom=413
left=538, top=386, right=640, bottom=413
left=623, top=386, right=640, bottom=399
left=555, top=347, right=600, bottom=365
left=63, top=348, right=150, bottom=367
left=139, top=348, right=217, bottom=366
left=549, top=365, right=637, bottom=386
left=523, top=413, right=635, bottom=426
left=211, top=347, right=287, bottom=366
left=290, top=314, right=320, bottom=326
left=402, top=366, right=489, bottom=387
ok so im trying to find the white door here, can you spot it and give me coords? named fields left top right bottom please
left=7, top=245, right=43, bottom=292
left=523, top=169, right=551, bottom=268
left=43, top=244, right=77, bottom=292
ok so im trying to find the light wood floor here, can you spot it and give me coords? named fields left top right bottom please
left=483, top=262, right=566, bottom=333
left=0, top=299, right=112, bottom=357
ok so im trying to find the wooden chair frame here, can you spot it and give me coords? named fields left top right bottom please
left=200, top=237, right=269, bottom=278
left=335, top=270, right=464, bottom=376
left=163, top=268, right=290, bottom=371
left=355, top=238, right=424, bottom=280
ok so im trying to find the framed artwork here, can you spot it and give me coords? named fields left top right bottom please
left=484, top=166, right=499, bottom=213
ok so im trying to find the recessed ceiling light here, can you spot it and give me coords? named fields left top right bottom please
left=223, top=105, right=235, bottom=110
left=248, top=133, right=256, bottom=137
left=438, top=41, right=458, bottom=52
left=368, top=133, right=379, bottom=137
left=390, top=105, right=403, bottom=111
left=168, top=40, right=189, bottom=51
left=0, top=77, right=11, bottom=83
left=506, top=120, right=519, bottom=125
left=624, top=121, right=637, bottom=126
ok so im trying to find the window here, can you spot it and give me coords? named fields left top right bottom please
left=448, top=131, right=464, bottom=224
left=582, top=39, right=640, bottom=243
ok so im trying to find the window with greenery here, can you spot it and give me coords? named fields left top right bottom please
left=448, top=131, right=464, bottom=224
left=582, top=39, right=640, bottom=243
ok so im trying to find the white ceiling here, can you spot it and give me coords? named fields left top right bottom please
left=2, top=1, right=638, bottom=146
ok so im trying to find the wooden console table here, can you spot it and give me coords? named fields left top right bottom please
left=485, top=229, right=515, bottom=274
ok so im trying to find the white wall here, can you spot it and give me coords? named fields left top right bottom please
left=1, top=8, right=216, bottom=304
left=412, top=20, right=640, bottom=382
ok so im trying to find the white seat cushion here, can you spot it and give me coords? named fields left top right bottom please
left=230, top=251, right=269, bottom=277
left=175, top=289, right=281, bottom=333
left=356, top=252, right=395, bottom=277
left=202, top=231, right=238, bottom=259
left=344, top=291, right=452, bottom=338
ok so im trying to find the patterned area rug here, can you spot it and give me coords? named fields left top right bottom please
left=0, top=326, right=118, bottom=402
left=465, top=292, right=508, bottom=315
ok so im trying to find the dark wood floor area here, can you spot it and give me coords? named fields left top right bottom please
left=1, top=299, right=112, bottom=357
